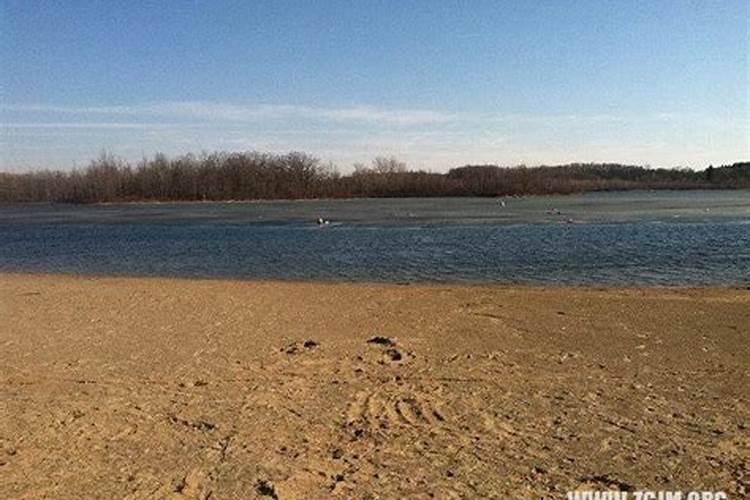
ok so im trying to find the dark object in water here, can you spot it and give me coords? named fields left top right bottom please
left=367, top=336, right=395, bottom=346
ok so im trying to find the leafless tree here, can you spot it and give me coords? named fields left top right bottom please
left=0, top=152, right=746, bottom=203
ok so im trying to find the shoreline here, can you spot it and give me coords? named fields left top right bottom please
left=3, top=271, right=750, bottom=290
left=2, top=273, right=748, bottom=497
left=1, top=187, right=748, bottom=207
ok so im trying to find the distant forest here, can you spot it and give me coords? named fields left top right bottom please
left=1, top=152, right=748, bottom=203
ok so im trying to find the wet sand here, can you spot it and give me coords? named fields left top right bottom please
left=1, top=273, right=748, bottom=498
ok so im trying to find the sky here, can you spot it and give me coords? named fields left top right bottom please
left=0, top=0, right=748, bottom=172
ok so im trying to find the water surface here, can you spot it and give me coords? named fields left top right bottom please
left=1, top=191, right=748, bottom=285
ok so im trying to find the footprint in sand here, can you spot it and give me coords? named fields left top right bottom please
left=345, top=388, right=448, bottom=430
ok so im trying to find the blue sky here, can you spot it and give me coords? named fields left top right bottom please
left=1, top=0, right=747, bottom=171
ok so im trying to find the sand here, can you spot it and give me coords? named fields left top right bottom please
left=1, top=273, right=748, bottom=498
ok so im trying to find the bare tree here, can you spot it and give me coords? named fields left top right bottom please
left=0, top=152, right=746, bottom=203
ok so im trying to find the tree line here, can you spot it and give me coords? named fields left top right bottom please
left=0, top=151, right=748, bottom=203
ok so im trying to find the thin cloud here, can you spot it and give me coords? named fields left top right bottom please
left=1, top=102, right=688, bottom=128
left=1, top=102, right=458, bottom=126
left=0, top=122, right=190, bottom=129
left=483, top=112, right=690, bottom=125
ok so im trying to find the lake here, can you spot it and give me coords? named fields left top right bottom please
left=1, top=190, right=749, bottom=285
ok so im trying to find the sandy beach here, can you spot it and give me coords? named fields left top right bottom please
left=1, top=273, right=748, bottom=498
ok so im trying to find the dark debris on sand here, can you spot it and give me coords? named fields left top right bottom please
left=256, top=479, right=279, bottom=498
left=282, top=340, right=320, bottom=354
left=367, top=336, right=395, bottom=346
